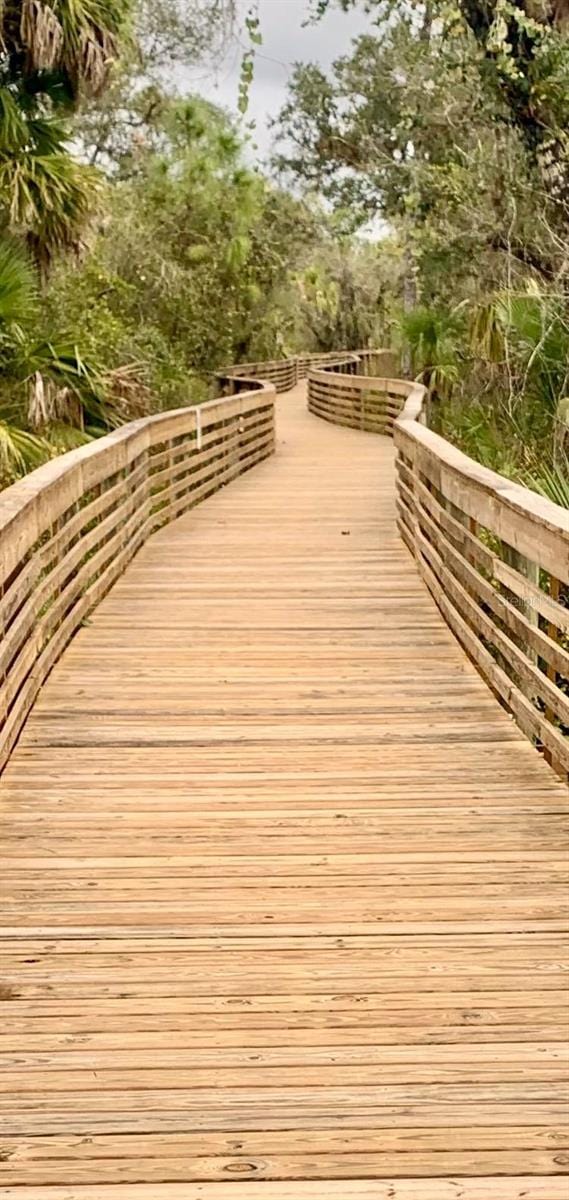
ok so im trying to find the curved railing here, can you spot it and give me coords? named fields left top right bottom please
left=308, top=353, right=405, bottom=435
left=309, top=357, right=569, bottom=776
left=2, top=346, right=568, bottom=777
left=0, top=380, right=275, bottom=770
left=0, top=347, right=377, bottom=770
left=222, top=350, right=378, bottom=394
left=223, top=357, right=297, bottom=393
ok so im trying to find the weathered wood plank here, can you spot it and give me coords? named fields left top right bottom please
left=0, top=381, right=567, bottom=1192
left=0, top=1149, right=567, bottom=1186
left=0, top=1179, right=568, bottom=1199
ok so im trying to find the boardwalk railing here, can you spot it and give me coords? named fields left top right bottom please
left=222, top=350, right=389, bottom=393
left=2, top=346, right=569, bottom=776
left=307, top=354, right=404, bottom=434
left=222, top=357, right=298, bottom=393
left=309, top=356, right=569, bottom=775
left=0, top=348, right=375, bottom=770
left=0, top=383, right=275, bottom=771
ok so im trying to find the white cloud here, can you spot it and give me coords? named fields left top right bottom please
left=184, top=0, right=373, bottom=162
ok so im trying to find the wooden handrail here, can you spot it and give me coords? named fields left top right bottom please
left=221, top=358, right=298, bottom=393
left=0, top=384, right=275, bottom=770
left=2, top=344, right=568, bottom=777
left=307, top=353, right=405, bottom=434
left=0, top=348, right=379, bottom=769
left=308, top=355, right=569, bottom=776
left=221, top=350, right=373, bottom=393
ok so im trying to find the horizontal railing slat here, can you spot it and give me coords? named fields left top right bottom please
left=307, top=352, right=569, bottom=777
left=0, top=383, right=277, bottom=771
left=3, top=342, right=568, bottom=779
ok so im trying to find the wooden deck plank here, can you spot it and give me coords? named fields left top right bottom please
left=0, top=1149, right=568, bottom=1186
left=1, top=1179, right=569, bottom=1199
left=0, top=384, right=567, bottom=1192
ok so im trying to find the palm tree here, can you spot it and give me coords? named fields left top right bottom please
left=0, top=1, right=131, bottom=269
left=0, top=236, right=151, bottom=484
left=0, top=238, right=49, bottom=478
left=2, top=2, right=131, bottom=99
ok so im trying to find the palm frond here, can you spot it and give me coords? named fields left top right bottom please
left=469, top=301, right=504, bottom=363
left=523, top=460, right=569, bottom=509
left=21, top=338, right=128, bottom=435
left=0, top=89, right=29, bottom=153
left=20, top=0, right=64, bottom=73
left=3, top=1, right=132, bottom=97
left=0, top=418, right=48, bottom=477
left=0, top=143, right=102, bottom=267
left=0, top=238, right=37, bottom=324
left=44, top=418, right=93, bottom=449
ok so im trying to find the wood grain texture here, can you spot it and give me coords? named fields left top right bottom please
left=307, top=358, right=569, bottom=772
left=1, top=1182, right=569, bottom=1200
left=0, top=387, right=276, bottom=770
left=393, top=381, right=569, bottom=774
left=308, top=367, right=408, bottom=435
left=0, top=383, right=567, bottom=1195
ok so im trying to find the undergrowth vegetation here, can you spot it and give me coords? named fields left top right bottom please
left=0, top=0, right=568, bottom=506
left=278, top=0, right=569, bottom=503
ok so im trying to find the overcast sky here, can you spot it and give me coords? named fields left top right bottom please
left=191, top=0, right=373, bottom=162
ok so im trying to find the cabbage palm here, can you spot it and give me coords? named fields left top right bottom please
left=0, top=236, right=37, bottom=328
left=0, top=1, right=131, bottom=268
left=0, top=236, right=136, bottom=484
left=470, top=288, right=569, bottom=413
left=400, top=306, right=464, bottom=400
left=0, top=93, right=101, bottom=271
left=524, top=461, right=569, bottom=509
left=1, top=2, right=131, bottom=98
left=0, top=238, right=49, bottom=478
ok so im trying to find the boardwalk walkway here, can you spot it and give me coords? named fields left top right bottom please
left=0, top=382, right=568, bottom=1198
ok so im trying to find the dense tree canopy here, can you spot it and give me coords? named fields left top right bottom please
left=0, top=0, right=567, bottom=503
left=47, top=98, right=322, bottom=398
left=0, top=0, right=379, bottom=484
left=314, top=0, right=569, bottom=221
left=0, top=0, right=133, bottom=265
left=275, top=0, right=569, bottom=494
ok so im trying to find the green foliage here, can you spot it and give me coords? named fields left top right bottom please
left=2, top=1, right=132, bottom=96
left=400, top=306, right=463, bottom=398
left=0, top=0, right=137, bottom=483
left=0, top=1, right=132, bottom=268
left=296, top=238, right=392, bottom=351
left=471, top=287, right=569, bottom=410
left=43, top=98, right=324, bottom=414
left=0, top=419, right=48, bottom=479
left=524, top=460, right=569, bottom=509
left=404, top=286, right=569, bottom=484
left=278, top=0, right=569, bottom=499
left=316, top=1, right=569, bottom=219
left=0, top=234, right=152, bottom=485
left=238, top=7, right=262, bottom=115
left=0, top=239, right=37, bottom=329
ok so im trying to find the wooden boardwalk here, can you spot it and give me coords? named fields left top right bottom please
left=0, top=382, right=568, bottom=1199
